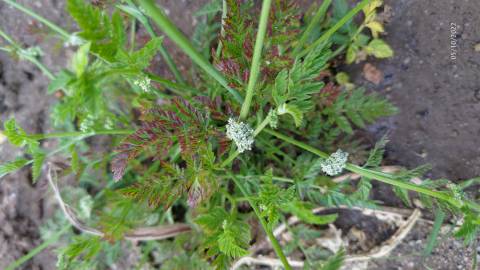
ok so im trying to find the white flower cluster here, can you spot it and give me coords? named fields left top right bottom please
left=18, top=46, right=43, bottom=59
left=447, top=182, right=464, bottom=206
left=321, top=149, right=349, bottom=176
left=226, top=118, right=254, bottom=153
left=134, top=76, right=152, bottom=92
left=80, top=114, right=95, bottom=132
left=64, top=34, right=85, bottom=47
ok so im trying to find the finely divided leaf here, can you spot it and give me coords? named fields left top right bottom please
left=0, top=159, right=29, bottom=178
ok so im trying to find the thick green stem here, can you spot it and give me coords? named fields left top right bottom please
left=264, top=128, right=480, bottom=212
left=27, top=129, right=134, bottom=140
left=5, top=225, right=71, bottom=270
left=292, top=0, right=332, bottom=55
left=120, top=0, right=186, bottom=84
left=230, top=175, right=292, bottom=270
left=239, top=0, right=272, bottom=120
left=297, top=0, right=371, bottom=57
left=138, top=0, right=242, bottom=103
left=1, top=0, right=70, bottom=39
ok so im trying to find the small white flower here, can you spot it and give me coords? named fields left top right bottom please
left=226, top=118, right=254, bottom=153
left=321, top=149, right=349, bottom=176
left=447, top=182, right=464, bottom=206
left=80, top=114, right=95, bottom=132
left=134, top=76, right=152, bottom=92
left=268, top=109, right=278, bottom=129
left=64, top=34, right=85, bottom=47
left=18, top=46, right=43, bottom=59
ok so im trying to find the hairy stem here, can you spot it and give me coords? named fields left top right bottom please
left=292, top=0, right=332, bottom=55
left=297, top=0, right=372, bottom=57
left=119, top=0, right=186, bottom=84
left=230, top=175, right=293, bottom=270
left=138, top=0, right=242, bottom=103
left=1, top=0, right=70, bottom=39
left=264, top=128, right=480, bottom=212
left=239, top=0, right=272, bottom=120
left=27, top=129, right=134, bottom=140
left=0, top=29, right=55, bottom=79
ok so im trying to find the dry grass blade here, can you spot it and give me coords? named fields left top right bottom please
left=46, top=163, right=191, bottom=241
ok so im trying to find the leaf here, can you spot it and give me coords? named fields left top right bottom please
left=393, top=185, right=411, bottom=207
left=364, top=134, right=389, bottom=168
left=70, top=145, right=80, bottom=174
left=320, top=249, right=345, bottom=270
left=48, top=70, right=75, bottom=94
left=366, top=39, right=393, bottom=58
left=0, top=159, right=29, bottom=178
left=72, top=42, right=91, bottom=77
left=284, top=201, right=338, bottom=225
left=218, top=228, right=249, bottom=258
left=346, top=45, right=357, bottom=64
left=335, top=115, right=353, bottom=134
left=116, top=37, right=163, bottom=71
left=365, top=21, right=384, bottom=38
left=67, top=0, right=125, bottom=61
left=423, top=208, right=445, bottom=256
left=277, top=103, right=304, bottom=127
left=32, top=151, right=45, bottom=183
left=194, top=0, right=222, bottom=16
left=3, top=119, right=37, bottom=147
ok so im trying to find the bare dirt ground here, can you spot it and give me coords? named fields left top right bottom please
left=0, top=0, right=479, bottom=269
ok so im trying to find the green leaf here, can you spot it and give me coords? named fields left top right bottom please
left=116, top=37, right=163, bottom=71
left=67, top=0, right=125, bottom=61
left=320, top=249, right=345, bottom=270
left=48, top=70, right=75, bottom=94
left=194, top=0, right=222, bottom=16
left=0, top=159, right=29, bottom=178
left=217, top=228, right=249, bottom=258
left=423, top=208, right=445, bottom=256
left=277, top=103, right=304, bottom=127
left=346, top=45, right=357, bottom=64
left=72, top=42, right=91, bottom=77
left=70, top=145, right=80, bottom=174
left=393, top=186, right=411, bottom=207
left=335, top=115, right=353, bottom=134
left=364, top=134, right=389, bottom=168
left=32, top=151, right=45, bottom=183
left=3, top=119, right=37, bottom=147
left=283, top=201, right=338, bottom=225
left=366, top=38, right=393, bottom=58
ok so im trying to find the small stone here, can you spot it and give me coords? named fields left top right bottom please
left=474, top=43, right=480, bottom=52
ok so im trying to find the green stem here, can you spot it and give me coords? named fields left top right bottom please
left=297, top=0, right=371, bottom=57
left=27, top=129, right=133, bottom=140
left=5, top=224, right=71, bottom=270
left=0, top=29, right=55, bottom=79
left=147, top=73, right=199, bottom=95
left=230, top=175, right=292, bottom=270
left=138, top=0, right=242, bottom=103
left=239, top=0, right=272, bottom=120
left=120, top=0, right=186, bottom=84
left=214, top=0, right=227, bottom=59
left=292, top=0, right=332, bottom=55
left=264, top=128, right=480, bottom=212
left=1, top=0, right=70, bottom=39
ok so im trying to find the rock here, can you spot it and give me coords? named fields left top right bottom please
left=363, top=63, right=383, bottom=85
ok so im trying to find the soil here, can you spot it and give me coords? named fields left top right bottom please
left=0, top=0, right=479, bottom=269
